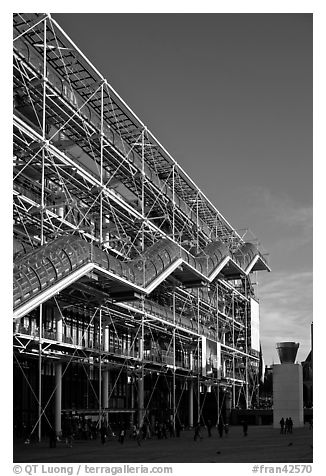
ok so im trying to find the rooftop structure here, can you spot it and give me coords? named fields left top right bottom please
left=13, top=13, right=270, bottom=441
left=276, top=342, right=300, bottom=364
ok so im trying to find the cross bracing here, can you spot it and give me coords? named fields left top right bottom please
left=13, top=13, right=270, bottom=442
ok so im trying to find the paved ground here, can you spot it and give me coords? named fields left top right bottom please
left=13, top=425, right=313, bottom=464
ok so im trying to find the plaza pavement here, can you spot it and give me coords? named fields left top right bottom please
left=13, top=425, right=313, bottom=464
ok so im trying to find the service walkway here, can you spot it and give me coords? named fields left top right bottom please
left=13, top=425, right=313, bottom=464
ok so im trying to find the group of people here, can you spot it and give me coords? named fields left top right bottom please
left=217, top=420, right=230, bottom=438
left=100, top=423, right=135, bottom=446
left=46, top=417, right=257, bottom=448
left=241, top=420, right=248, bottom=436
left=98, top=419, right=183, bottom=447
left=152, top=420, right=182, bottom=439
left=279, top=417, right=294, bottom=434
left=193, top=420, right=230, bottom=441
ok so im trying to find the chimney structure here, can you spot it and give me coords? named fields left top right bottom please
left=273, top=342, right=304, bottom=428
left=276, top=342, right=299, bottom=364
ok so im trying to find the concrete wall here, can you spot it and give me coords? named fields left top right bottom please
left=273, top=363, right=304, bottom=428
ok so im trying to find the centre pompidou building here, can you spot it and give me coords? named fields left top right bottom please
left=13, top=13, right=270, bottom=441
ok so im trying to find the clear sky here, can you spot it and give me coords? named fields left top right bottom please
left=53, top=13, right=313, bottom=365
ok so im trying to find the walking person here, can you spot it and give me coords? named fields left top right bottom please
left=65, top=422, right=73, bottom=448
left=285, top=418, right=289, bottom=434
left=100, top=425, right=107, bottom=445
left=141, top=422, right=147, bottom=440
left=224, top=423, right=229, bottom=437
left=91, top=421, right=98, bottom=440
left=154, top=421, right=159, bottom=439
left=118, top=427, right=125, bottom=444
left=23, top=423, right=31, bottom=445
left=157, top=422, right=163, bottom=440
left=193, top=421, right=201, bottom=441
left=135, top=426, right=141, bottom=446
left=288, top=417, right=293, bottom=434
left=162, top=422, right=168, bottom=439
left=132, top=425, right=141, bottom=446
left=217, top=420, right=224, bottom=438
left=280, top=417, right=285, bottom=434
left=207, top=419, right=212, bottom=437
left=242, top=420, right=248, bottom=437
left=168, top=420, right=174, bottom=438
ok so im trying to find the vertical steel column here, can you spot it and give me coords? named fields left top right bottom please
left=99, top=83, right=104, bottom=244
left=215, top=214, right=218, bottom=241
left=102, top=372, right=109, bottom=422
left=131, top=378, right=135, bottom=426
left=245, top=285, right=249, bottom=408
left=38, top=17, right=47, bottom=442
left=38, top=309, right=43, bottom=442
left=104, top=325, right=109, bottom=352
left=216, top=283, right=219, bottom=342
left=99, top=86, right=105, bottom=425
left=55, top=363, right=62, bottom=436
left=138, top=128, right=146, bottom=428
left=254, top=270, right=259, bottom=405
left=197, top=290, right=200, bottom=423
left=196, top=194, right=199, bottom=253
left=98, top=82, right=104, bottom=428
left=102, top=324, right=109, bottom=423
left=98, top=308, right=102, bottom=428
left=141, top=128, right=145, bottom=254
left=55, top=308, right=63, bottom=436
left=138, top=322, right=144, bottom=427
left=189, top=348, right=194, bottom=427
left=172, top=165, right=175, bottom=241
left=232, top=292, right=236, bottom=408
left=225, top=389, right=232, bottom=424
left=172, top=289, right=176, bottom=433
left=188, top=380, right=194, bottom=428
left=217, top=382, right=220, bottom=424
left=216, top=283, right=220, bottom=422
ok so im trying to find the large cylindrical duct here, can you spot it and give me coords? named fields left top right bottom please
left=276, top=342, right=299, bottom=364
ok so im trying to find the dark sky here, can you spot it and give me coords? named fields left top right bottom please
left=53, top=13, right=313, bottom=364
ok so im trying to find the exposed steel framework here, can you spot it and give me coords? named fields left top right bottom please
left=13, top=13, right=270, bottom=442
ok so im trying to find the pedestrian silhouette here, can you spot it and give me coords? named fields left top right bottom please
left=207, top=419, right=212, bottom=437
left=285, top=418, right=289, bottom=434
left=141, top=422, right=147, bottom=440
left=65, top=422, right=73, bottom=448
left=217, top=420, right=224, bottom=438
left=280, top=417, right=285, bottom=434
left=100, top=425, right=107, bottom=444
left=118, top=427, right=125, bottom=444
left=132, top=425, right=141, bottom=446
left=242, top=420, right=248, bottom=437
left=194, top=422, right=201, bottom=441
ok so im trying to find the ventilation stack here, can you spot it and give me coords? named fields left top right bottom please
left=276, top=342, right=299, bottom=364
left=273, top=342, right=304, bottom=428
